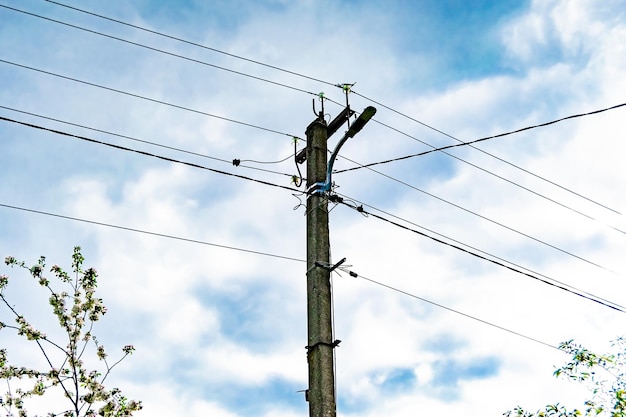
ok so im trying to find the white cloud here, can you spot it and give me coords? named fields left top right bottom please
left=3, top=0, right=626, bottom=416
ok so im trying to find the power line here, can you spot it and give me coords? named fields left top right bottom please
left=338, top=101, right=626, bottom=175
left=323, top=100, right=624, bottom=238
left=346, top=118, right=621, bottom=232
left=0, top=202, right=306, bottom=263
left=335, top=198, right=626, bottom=314
left=334, top=118, right=626, bottom=236
left=5, top=113, right=616, bottom=278
left=13, top=40, right=601, bottom=262
left=0, top=115, right=303, bottom=194
left=0, top=199, right=562, bottom=351
left=20, top=0, right=619, bottom=219
left=9, top=111, right=617, bottom=310
left=334, top=192, right=626, bottom=312
left=0, top=4, right=322, bottom=98
left=332, top=151, right=618, bottom=275
left=351, top=90, right=622, bottom=215
left=0, top=59, right=296, bottom=138
left=43, top=0, right=338, bottom=88
left=10, top=4, right=611, bottom=231
left=0, top=105, right=299, bottom=179
left=339, top=269, right=560, bottom=351
left=0, top=14, right=616, bottom=276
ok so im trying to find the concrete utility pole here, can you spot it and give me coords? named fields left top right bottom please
left=304, top=104, right=376, bottom=417
left=305, top=116, right=336, bottom=417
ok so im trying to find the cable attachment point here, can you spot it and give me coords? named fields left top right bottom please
left=313, top=92, right=326, bottom=119
left=305, top=339, right=342, bottom=352
left=232, top=159, right=241, bottom=166
left=315, top=257, right=346, bottom=273
left=328, top=194, right=343, bottom=204
left=335, top=82, right=356, bottom=94
left=296, top=389, right=309, bottom=402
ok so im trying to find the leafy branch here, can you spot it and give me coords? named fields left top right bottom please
left=0, top=247, right=141, bottom=417
left=505, top=338, right=626, bottom=417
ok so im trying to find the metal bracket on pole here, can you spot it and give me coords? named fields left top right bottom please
left=315, top=258, right=346, bottom=272
left=306, top=257, right=347, bottom=275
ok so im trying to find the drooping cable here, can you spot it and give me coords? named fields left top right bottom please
left=0, top=199, right=566, bottom=351
left=0, top=203, right=305, bottom=263
left=324, top=101, right=625, bottom=239
left=5, top=113, right=616, bottom=277
left=351, top=89, right=622, bottom=215
left=17, top=0, right=618, bottom=219
left=292, top=137, right=304, bottom=187
left=234, top=153, right=293, bottom=166
left=337, top=102, right=626, bottom=175
left=336, top=267, right=560, bottom=351
left=0, top=59, right=296, bottom=138
left=336, top=199, right=626, bottom=314
left=18, top=2, right=612, bottom=232
left=334, top=192, right=626, bottom=312
left=0, top=105, right=296, bottom=179
left=331, top=150, right=618, bottom=275
left=0, top=116, right=302, bottom=194
left=333, top=123, right=626, bottom=236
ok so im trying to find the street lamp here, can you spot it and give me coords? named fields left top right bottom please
left=309, top=105, right=377, bottom=195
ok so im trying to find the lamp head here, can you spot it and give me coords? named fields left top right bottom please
left=346, top=106, right=377, bottom=138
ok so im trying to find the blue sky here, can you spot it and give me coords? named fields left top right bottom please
left=2, top=0, right=626, bottom=416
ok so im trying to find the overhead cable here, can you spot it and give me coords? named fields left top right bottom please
left=0, top=203, right=305, bottom=263
left=332, top=151, right=617, bottom=275
left=335, top=117, right=626, bottom=236
left=16, top=2, right=610, bottom=225
left=340, top=269, right=560, bottom=351
left=347, top=119, right=621, bottom=233
left=4, top=113, right=614, bottom=277
left=0, top=105, right=297, bottom=179
left=0, top=59, right=296, bottom=138
left=1, top=200, right=562, bottom=350
left=0, top=4, right=321, bottom=97
left=335, top=192, right=626, bottom=312
left=322, top=101, right=622, bottom=236
left=337, top=199, right=626, bottom=314
left=338, top=101, right=626, bottom=174
left=0, top=116, right=302, bottom=194
left=43, top=0, right=338, bottom=88
left=352, top=90, right=622, bottom=215
left=28, top=1, right=619, bottom=216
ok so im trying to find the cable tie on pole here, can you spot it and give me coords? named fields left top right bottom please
left=305, top=340, right=342, bottom=352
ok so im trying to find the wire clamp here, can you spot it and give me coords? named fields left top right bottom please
left=328, top=194, right=343, bottom=204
